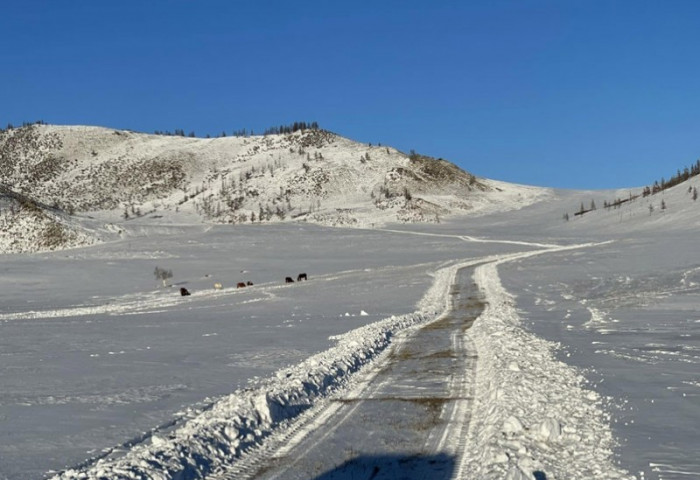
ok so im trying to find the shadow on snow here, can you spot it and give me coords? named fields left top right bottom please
left=309, top=453, right=455, bottom=480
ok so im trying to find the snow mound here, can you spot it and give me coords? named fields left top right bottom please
left=458, top=258, right=634, bottom=479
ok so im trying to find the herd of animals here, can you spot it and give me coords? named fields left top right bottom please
left=179, top=273, right=308, bottom=296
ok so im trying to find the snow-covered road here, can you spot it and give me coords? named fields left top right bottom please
left=208, top=266, right=483, bottom=480
left=40, top=230, right=634, bottom=480
left=0, top=216, right=655, bottom=480
left=199, top=239, right=633, bottom=480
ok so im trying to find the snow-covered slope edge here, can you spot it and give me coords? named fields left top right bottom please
left=460, top=248, right=634, bottom=480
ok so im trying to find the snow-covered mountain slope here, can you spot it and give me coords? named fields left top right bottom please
left=560, top=179, right=700, bottom=234
left=0, top=188, right=98, bottom=253
left=0, top=124, right=548, bottom=245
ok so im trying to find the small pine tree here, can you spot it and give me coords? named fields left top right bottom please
left=661, top=199, right=667, bottom=211
left=693, top=187, right=698, bottom=201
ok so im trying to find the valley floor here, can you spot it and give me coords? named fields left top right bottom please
left=1, top=213, right=698, bottom=480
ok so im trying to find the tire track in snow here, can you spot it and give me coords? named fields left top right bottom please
left=48, top=229, right=622, bottom=480
left=208, top=266, right=485, bottom=480
left=375, top=227, right=562, bottom=249
left=218, top=239, right=620, bottom=480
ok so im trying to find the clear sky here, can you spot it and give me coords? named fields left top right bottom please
left=2, top=0, right=699, bottom=189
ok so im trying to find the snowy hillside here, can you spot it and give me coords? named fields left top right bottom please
left=0, top=188, right=98, bottom=253
left=0, top=124, right=548, bottom=253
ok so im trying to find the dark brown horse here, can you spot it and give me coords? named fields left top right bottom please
left=236, top=282, right=246, bottom=288
left=285, top=277, right=294, bottom=283
left=180, top=287, right=191, bottom=296
left=297, top=273, right=308, bottom=281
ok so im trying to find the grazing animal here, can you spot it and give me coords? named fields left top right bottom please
left=213, top=282, right=223, bottom=290
left=236, top=282, right=246, bottom=288
left=246, top=281, right=254, bottom=286
left=180, top=287, right=191, bottom=296
left=285, top=277, right=294, bottom=283
left=297, top=273, right=308, bottom=281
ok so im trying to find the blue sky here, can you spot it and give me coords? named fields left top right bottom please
left=2, top=1, right=699, bottom=189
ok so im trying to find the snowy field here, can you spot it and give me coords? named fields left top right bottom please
left=500, top=237, right=700, bottom=480
left=2, top=182, right=700, bottom=479
left=0, top=223, right=520, bottom=479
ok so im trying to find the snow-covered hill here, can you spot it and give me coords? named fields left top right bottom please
left=0, top=124, right=548, bottom=253
left=0, top=188, right=98, bottom=254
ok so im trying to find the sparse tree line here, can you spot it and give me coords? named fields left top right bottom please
left=1, top=119, right=322, bottom=140
left=263, top=121, right=319, bottom=135
left=371, top=184, right=414, bottom=209
left=152, top=121, right=320, bottom=139
left=0, top=120, right=46, bottom=134
left=641, top=160, right=700, bottom=197
left=177, top=156, right=323, bottom=224
left=405, top=148, right=481, bottom=188
left=564, top=159, right=700, bottom=221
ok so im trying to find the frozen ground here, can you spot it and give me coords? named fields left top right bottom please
left=500, top=237, right=700, bottom=480
left=0, top=224, right=520, bottom=479
left=1, top=180, right=699, bottom=479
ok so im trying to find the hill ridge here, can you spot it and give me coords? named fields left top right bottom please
left=0, top=123, right=549, bottom=253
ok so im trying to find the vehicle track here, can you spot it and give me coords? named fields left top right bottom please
left=207, top=266, right=484, bottom=480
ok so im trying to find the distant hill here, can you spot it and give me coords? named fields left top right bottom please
left=0, top=124, right=548, bottom=252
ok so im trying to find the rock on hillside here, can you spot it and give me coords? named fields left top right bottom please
left=0, top=124, right=548, bottom=231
